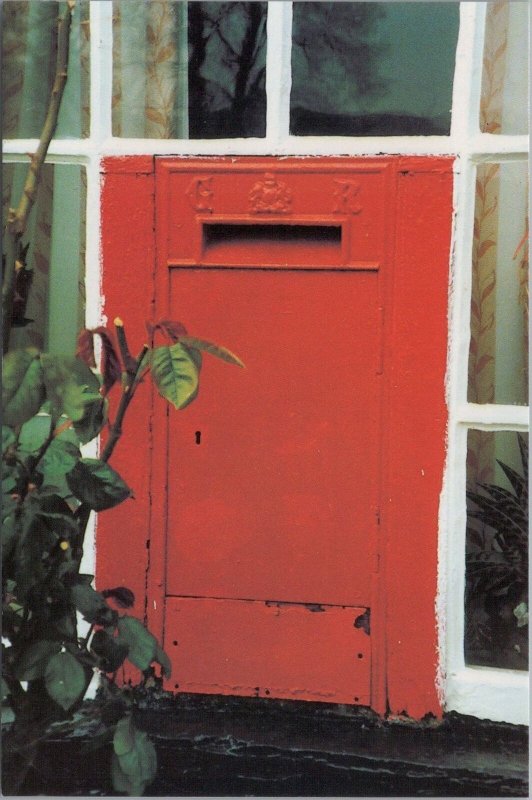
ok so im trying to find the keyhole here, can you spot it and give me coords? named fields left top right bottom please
left=195, top=431, right=202, bottom=445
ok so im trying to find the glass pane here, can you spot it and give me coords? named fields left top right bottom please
left=465, top=430, right=528, bottom=670
left=2, top=1, right=90, bottom=139
left=290, top=2, right=459, bottom=136
left=112, top=1, right=267, bottom=139
left=2, top=163, right=86, bottom=354
left=468, top=161, right=529, bottom=405
left=480, top=1, right=529, bottom=135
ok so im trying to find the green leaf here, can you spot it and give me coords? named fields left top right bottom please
left=17, top=414, right=52, bottom=455
left=36, top=492, right=79, bottom=538
left=1, top=494, right=18, bottom=565
left=154, top=643, right=172, bottom=679
left=18, top=413, right=79, bottom=457
left=70, top=583, right=116, bottom=625
left=113, top=714, right=135, bottom=756
left=73, top=394, right=108, bottom=445
left=2, top=426, right=16, bottom=455
left=179, top=335, right=245, bottom=368
left=117, top=615, right=157, bottom=671
left=2, top=349, right=45, bottom=427
left=150, top=343, right=201, bottom=410
left=14, top=640, right=61, bottom=681
left=40, top=354, right=106, bottom=443
left=13, top=494, right=78, bottom=600
left=44, top=650, right=87, bottom=710
left=38, top=438, right=81, bottom=500
left=90, top=629, right=128, bottom=672
left=112, top=716, right=157, bottom=796
left=66, top=458, right=132, bottom=511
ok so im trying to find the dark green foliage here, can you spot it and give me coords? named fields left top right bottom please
left=2, top=319, right=242, bottom=795
left=66, top=458, right=132, bottom=511
left=2, top=349, right=45, bottom=427
left=111, top=715, right=157, bottom=796
left=465, top=434, right=528, bottom=670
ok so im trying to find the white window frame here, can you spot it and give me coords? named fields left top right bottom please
left=3, top=1, right=529, bottom=725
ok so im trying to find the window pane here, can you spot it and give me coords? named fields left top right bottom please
left=466, top=430, right=528, bottom=670
left=468, top=161, right=529, bottom=405
left=2, top=163, right=86, bottom=354
left=2, top=1, right=90, bottom=139
left=290, top=2, right=459, bottom=136
left=112, top=1, right=267, bottom=139
left=480, top=1, right=529, bottom=135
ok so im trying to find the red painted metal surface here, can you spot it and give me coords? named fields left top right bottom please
left=383, top=161, right=453, bottom=719
left=97, top=157, right=155, bottom=635
left=98, top=155, right=453, bottom=719
left=165, top=598, right=371, bottom=704
left=158, top=159, right=390, bottom=705
left=165, top=268, right=380, bottom=606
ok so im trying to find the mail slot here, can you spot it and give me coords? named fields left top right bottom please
left=202, top=221, right=344, bottom=267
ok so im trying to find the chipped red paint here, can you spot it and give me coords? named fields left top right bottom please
left=98, top=155, right=453, bottom=718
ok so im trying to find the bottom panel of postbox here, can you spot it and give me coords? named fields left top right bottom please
left=164, top=596, right=371, bottom=705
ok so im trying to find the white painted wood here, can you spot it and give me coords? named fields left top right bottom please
left=456, top=404, right=530, bottom=429
left=89, top=1, right=113, bottom=143
left=437, top=2, right=529, bottom=726
left=450, top=2, right=485, bottom=141
left=446, top=668, right=529, bottom=726
left=265, top=0, right=292, bottom=144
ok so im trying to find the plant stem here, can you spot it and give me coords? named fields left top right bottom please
left=75, top=338, right=149, bottom=551
left=114, top=317, right=137, bottom=378
left=100, top=345, right=149, bottom=464
left=2, top=1, right=75, bottom=353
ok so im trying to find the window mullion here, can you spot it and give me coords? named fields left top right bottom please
left=447, top=156, right=477, bottom=412
left=265, top=0, right=293, bottom=146
left=89, top=0, right=113, bottom=144
left=450, top=2, right=486, bottom=143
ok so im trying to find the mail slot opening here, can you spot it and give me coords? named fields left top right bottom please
left=201, top=222, right=343, bottom=267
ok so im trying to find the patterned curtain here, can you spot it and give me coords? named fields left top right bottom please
left=467, top=0, right=529, bottom=487
left=1, top=1, right=89, bottom=353
left=112, top=1, right=188, bottom=138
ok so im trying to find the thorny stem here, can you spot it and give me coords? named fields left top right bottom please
left=2, top=1, right=75, bottom=353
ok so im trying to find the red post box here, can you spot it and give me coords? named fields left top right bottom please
left=99, top=156, right=453, bottom=719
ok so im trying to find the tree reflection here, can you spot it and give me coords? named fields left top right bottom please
left=188, top=2, right=267, bottom=138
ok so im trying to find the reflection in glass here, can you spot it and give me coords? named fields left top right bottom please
left=2, top=1, right=90, bottom=138
left=188, top=2, right=267, bottom=138
left=112, top=1, right=267, bottom=139
left=465, top=430, right=528, bottom=670
left=290, top=2, right=459, bottom=136
left=480, top=1, right=529, bottom=135
left=2, top=164, right=86, bottom=354
left=468, top=161, right=529, bottom=406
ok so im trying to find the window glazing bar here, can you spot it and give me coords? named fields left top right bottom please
left=265, top=0, right=292, bottom=144
left=455, top=404, right=529, bottom=429
left=89, top=0, right=113, bottom=143
left=450, top=2, right=486, bottom=142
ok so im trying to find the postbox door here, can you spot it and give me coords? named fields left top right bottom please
left=156, top=158, right=391, bottom=706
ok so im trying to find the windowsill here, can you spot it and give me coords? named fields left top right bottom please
left=445, top=667, right=529, bottom=725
